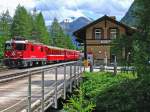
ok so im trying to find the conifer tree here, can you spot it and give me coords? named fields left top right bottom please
left=30, top=8, right=38, bottom=41
left=0, top=10, right=12, bottom=58
left=133, top=0, right=150, bottom=76
left=50, top=18, right=64, bottom=47
left=11, top=5, right=32, bottom=38
left=0, top=10, right=12, bottom=39
left=50, top=18, right=75, bottom=49
left=65, top=35, right=75, bottom=49
left=34, top=12, right=50, bottom=45
left=111, top=34, right=133, bottom=65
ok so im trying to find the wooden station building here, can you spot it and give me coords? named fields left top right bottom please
left=73, top=15, right=135, bottom=65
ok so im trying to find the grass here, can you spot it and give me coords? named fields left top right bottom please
left=64, top=72, right=150, bottom=112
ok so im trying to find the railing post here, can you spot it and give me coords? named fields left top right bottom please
left=77, top=61, right=79, bottom=86
left=74, top=63, right=76, bottom=87
left=80, top=60, right=82, bottom=73
left=54, top=67, right=58, bottom=109
left=113, top=56, right=117, bottom=75
left=83, top=62, right=85, bottom=72
left=27, top=71, right=31, bottom=112
left=41, top=70, right=45, bottom=112
left=76, top=62, right=78, bottom=84
left=64, top=64, right=66, bottom=100
left=70, top=65, right=72, bottom=93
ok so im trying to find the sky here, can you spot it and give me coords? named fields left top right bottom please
left=0, top=0, right=134, bottom=25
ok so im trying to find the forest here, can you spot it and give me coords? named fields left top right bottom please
left=0, top=5, right=75, bottom=58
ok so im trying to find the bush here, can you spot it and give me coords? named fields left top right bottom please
left=63, top=72, right=150, bottom=112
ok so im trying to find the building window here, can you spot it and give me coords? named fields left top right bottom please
left=110, top=28, right=117, bottom=39
left=94, top=28, right=102, bottom=40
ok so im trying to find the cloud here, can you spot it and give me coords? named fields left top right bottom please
left=0, top=0, right=134, bottom=25
left=0, top=0, right=35, bottom=16
left=76, top=0, right=134, bottom=17
left=34, top=0, right=134, bottom=25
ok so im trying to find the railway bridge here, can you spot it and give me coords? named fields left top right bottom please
left=0, top=61, right=83, bottom=112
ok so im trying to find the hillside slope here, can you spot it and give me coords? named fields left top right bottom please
left=121, top=1, right=138, bottom=27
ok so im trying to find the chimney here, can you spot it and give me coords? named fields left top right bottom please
left=109, top=16, right=116, bottom=20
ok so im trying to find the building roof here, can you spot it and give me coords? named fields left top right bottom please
left=73, top=15, right=136, bottom=43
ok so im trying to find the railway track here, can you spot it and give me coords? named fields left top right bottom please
left=0, top=61, right=76, bottom=83
left=0, top=59, right=6, bottom=71
left=0, top=66, right=8, bottom=71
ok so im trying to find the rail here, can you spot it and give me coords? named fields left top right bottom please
left=0, top=59, right=3, bottom=65
left=1, top=60, right=84, bottom=112
left=0, top=59, right=9, bottom=72
left=0, top=61, right=80, bottom=83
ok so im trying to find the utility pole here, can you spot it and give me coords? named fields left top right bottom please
left=64, top=19, right=69, bottom=34
left=51, top=17, right=57, bottom=46
left=51, top=26, right=54, bottom=46
left=31, top=8, right=39, bottom=41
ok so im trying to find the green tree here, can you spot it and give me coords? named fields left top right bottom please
left=27, top=12, right=34, bottom=39
left=34, top=12, right=50, bottom=45
left=11, top=5, right=32, bottom=38
left=0, top=35, right=6, bottom=58
left=0, top=10, right=12, bottom=58
left=50, top=18, right=65, bottom=47
left=132, top=0, right=150, bottom=77
left=111, top=34, right=133, bottom=65
left=50, top=18, right=75, bottom=49
left=30, top=8, right=38, bottom=41
left=65, top=35, right=75, bottom=49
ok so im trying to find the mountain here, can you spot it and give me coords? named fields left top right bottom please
left=47, top=16, right=92, bottom=45
left=121, top=1, right=138, bottom=27
left=60, top=17, right=92, bottom=35
left=60, top=17, right=92, bottom=44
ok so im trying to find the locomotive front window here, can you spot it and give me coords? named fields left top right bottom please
left=15, top=43, right=26, bottom=50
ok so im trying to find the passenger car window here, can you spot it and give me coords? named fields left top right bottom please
left=41, top=47, right=43, bottom=52
left=31, top=46, right=34, bottom=51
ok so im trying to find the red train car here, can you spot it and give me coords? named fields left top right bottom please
left=46, top=46, right=65, bottom=62
left=46, top=47, right=80, bottom=62
left=64, top=49, right=80, bottom=61
left=4, top=38, right=80, bottom=68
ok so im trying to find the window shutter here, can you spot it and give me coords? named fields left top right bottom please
left=92, top=28, right=95, bottom=39
left=102, top=28, right=104, bottom=39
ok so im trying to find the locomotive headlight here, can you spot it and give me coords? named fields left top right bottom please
left=5, top=54, right=8, bottom=57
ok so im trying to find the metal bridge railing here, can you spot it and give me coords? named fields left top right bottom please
left=1, top=60, right=84, bottom=112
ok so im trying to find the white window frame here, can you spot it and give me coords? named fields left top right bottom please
left=110, top=28, right=117, bottom=39
left=95, top=29, right=102, bottom=40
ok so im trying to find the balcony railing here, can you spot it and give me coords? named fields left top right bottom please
left=100, top=39, right=112, bottom=44
left=86, top=39, right=112, bottom=44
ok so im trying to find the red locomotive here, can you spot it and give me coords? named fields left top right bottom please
left=4, top=38, right=80, bottom=68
